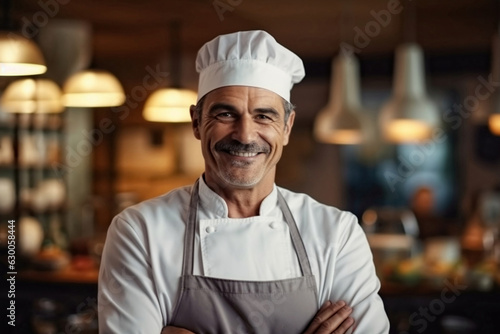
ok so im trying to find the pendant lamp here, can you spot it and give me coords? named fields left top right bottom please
left=0, top=32, right=47, bottom=76
left=143, top=88, right=197, bottom=122
left=63, top=69, right=125, bottom=108
left=1, top=78, right=63, bottom=113
left=488, top=34, right=500, bottom=136
left=314, top=53, right=365, bottom=145
left=379, top=43, right=440, bottom=143
left=0, top=0, right=46, bottom=76
left=379, top=0, right=439, bottom=144
left=143, top=21, right=196, bottom=123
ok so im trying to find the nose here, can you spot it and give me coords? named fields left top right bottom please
left=232, top=114, right=257, bottom=144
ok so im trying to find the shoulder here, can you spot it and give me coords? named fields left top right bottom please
left=277, top=186, right=360, bottom=243
left=110, top=184, right=193, bottom=234
left=277, top=186, right=357, bottom=223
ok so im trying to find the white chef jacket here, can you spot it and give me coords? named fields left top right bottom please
left=98, top=177, right=390, bottom=333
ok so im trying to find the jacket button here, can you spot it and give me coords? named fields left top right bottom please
left=269, top=222, right=278, bottom=229
left=205, top=226, right=215, bottom=233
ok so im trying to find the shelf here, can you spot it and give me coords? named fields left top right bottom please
left=0, top=114, right=64, bottom=132
left=0, top=165, right=64, bottom=171
left=17, top=266, right=99, bottom=284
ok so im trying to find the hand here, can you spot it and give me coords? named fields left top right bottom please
left=303, top=300, right=354, bottom=334
left=161, top=326, right=195, bottom=334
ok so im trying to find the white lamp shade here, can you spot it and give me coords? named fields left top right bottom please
left=314, top=106, right=363, bottom=145
left=1, top=78, right=63, bottom=113
left=63, top=69, right=125, bottom=107
left=0, top=32, right=47, bottom=76
left=380, top=43, right=440, bottom=143
left=313, top=53, right=365, bottom=145
left=380, top=96, right=439, bottom=143
left=143, top=88, right=197, bottom=123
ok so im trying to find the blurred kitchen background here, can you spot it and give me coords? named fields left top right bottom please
left=1, top=0, right=500, bottom=333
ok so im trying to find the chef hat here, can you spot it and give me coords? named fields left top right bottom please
left=195, top=30, right=305, bottom=102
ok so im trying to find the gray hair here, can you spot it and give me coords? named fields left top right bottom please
left=194, top=96, right=295, bottom=125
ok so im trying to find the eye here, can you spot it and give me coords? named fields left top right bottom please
left=215, top=111, right=235, bottom=120
left=255, top=114, right=274, bottom=123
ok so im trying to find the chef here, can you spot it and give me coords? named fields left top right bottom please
left=98, top=30, right=390, bottom=334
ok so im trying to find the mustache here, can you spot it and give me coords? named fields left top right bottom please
left=215, top=140, right=270, bottom=154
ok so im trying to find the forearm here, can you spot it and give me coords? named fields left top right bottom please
left=333, top=220, right=389, bottom=333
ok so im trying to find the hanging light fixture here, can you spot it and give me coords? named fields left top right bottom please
left=143, top=88, right=197, bottom=122
left=486, top=6, right=500, bottom=136
left=1, top=78, right=63, bottom=113
left=314, top=54, right=365, bottom=145
left=490, top=112, right=500, bottom=136
left=0, top=0, right=46, bottom=76
left=143, top=21, right=196, bottom=123
left=313, top=0, right=366, bottom=145
left=62, top=69, right=125, bottom=108
left=0, top=33, right=47, bottom=76
left=487, top=31, right=500, bottom=136
left=379, top=43, right=440, bottom=143
left=379, top=1, right=439, bottom=143
left=475, top=8, right=500, bottom=136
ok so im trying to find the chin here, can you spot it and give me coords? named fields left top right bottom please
left=220, top=172, right=263, bottom=189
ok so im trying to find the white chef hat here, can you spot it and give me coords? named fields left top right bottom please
left=195, top=30, right=305, bottom=102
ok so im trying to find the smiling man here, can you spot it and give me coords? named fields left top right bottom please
left=194, top=86, right=294, bottom=217
left=98, top=30, right=390, bottom=334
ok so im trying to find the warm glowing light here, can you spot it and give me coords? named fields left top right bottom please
left=489, top=114, right=500, bottom=136
left=380, top=44, right=440, bottom=143
left=64, top=92, right=125, bottom=108
left=143, top=88, right=197, bottom=123
left=0, top=33, right=47, bottom=76
left=0, top=63, right=46, bottom=76
left=63, top=70, right=125, bottom=107
left=316, top=128, right=363, bottom=145
left=385, top=119, right=432, bottom=143
left=1, top=79, right=63, bottom=113
left=313, top=54, right=365, bottom=145
left=362, top=209, right=378, bottom=226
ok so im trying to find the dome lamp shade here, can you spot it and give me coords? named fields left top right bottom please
left=63, top=69, right=125, bottom=108
left=0, top=32, right=47, bottom=76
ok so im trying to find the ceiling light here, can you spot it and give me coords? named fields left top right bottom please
left=1, top=78, right=63, bottom=113
left=143, top=88, right=196, bottom=122
left=487, top=34, right=500, bottom=136
left=314, top=53, right=365, bottom=145
left=0, top=32, right=47, bottom=76
left=143, top=21, right=196, bottom=123
left=63, top=69, right=125, bottom=107
left=379, top=43, right=440, bottom=143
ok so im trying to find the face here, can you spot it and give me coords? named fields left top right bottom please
left=190, top=86, right=295, bottom=191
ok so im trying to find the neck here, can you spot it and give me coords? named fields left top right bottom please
left=204, top=175, right=275, bottom=218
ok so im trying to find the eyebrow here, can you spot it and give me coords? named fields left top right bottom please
left=207, top=103, right=238, bottom=115
left=208, top=103, right=281, bottom=119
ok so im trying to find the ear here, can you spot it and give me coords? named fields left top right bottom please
left=190, top=105, right=201, bottom=140
left=283, top=110, right=295, bottom=146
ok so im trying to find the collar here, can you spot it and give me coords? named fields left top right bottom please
left=197, top=176, right=279, bottom=218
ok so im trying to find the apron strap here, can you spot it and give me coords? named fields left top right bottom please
left=182, top=179, right=200, bottom=276
left=182, top=179, right=313, bottom=277
left=277, top=190, right=314, bottom=277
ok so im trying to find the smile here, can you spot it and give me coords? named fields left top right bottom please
left=229, top=151, right=259, bottom=157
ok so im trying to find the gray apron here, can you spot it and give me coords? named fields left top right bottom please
left=169, top=180, right=318, bottom=334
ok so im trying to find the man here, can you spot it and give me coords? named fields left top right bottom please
left=98, top=30, right=390, bottom=334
